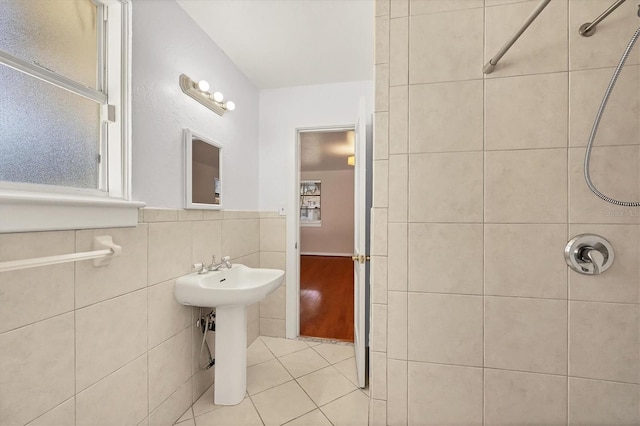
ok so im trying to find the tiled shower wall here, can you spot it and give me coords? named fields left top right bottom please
left=370, top=0, right=639, bottom=424
left=0, top=209, right=286, bottom=425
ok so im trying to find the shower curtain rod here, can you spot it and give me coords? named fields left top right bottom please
left=483, top=0, right=551, bottom=74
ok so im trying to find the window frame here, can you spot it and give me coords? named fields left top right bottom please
left=0, top=0, right=143, bottom=233
left=300, top=180, right=322, bottom=227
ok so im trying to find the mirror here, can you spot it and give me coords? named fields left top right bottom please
left=184, top=129, right=222, bottom=209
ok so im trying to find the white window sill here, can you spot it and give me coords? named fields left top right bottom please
left=0, top=190, right=145, bottom=233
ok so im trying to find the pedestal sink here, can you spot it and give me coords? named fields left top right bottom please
left=174, top=264, right=284, bottom=405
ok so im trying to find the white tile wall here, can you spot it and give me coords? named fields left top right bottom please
left=569, top=301, right=639, bottom=383
left=0, top=231, right=75, bottom=334
left=75, top=225, right=148, bottom=308
left=568, top=378, right=640, bottom=425
left=407, top=362, right=483, bottom=426
left=75, top=289, right=147, bottom=392
left=0, top=313, right=75, bottom=425
left=485, top=72, right=568, bottom=150
left=0, top=209, right=273, bottom=425
left=408, top=293, right=483, bottom=366
left=485, top=297, right=568, bottom=375
left=409, top=80, right=483, bottom=153
left=485, top=0, right=568, bottom=78
left=389, top=17, right=408, bottom=87
left=408, top=223, right=483, bottom=295
left=389, top=86, right=408, bottom=154
left=484, top=369, right=567, bottom=426
left=259, top=216, right=287, bottom=337
left=409, top=152, right=483, bottom=222
left=485, top=224, right=568, bottom=299
left=409, top=9, right=484, bottom=83
left=75, top=355, right=148, bottom=426
left=373, top=0, right=640, bottom=423
left=568, top=0, right=640, bottom=70
left=485, top=149, right=568, bottom=223
left=569, top=65, right=639, bottom=148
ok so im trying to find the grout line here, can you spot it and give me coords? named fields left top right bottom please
left=246, top=393, right=266, bottom=426
left=386, top=358, right=640, bottom=387
left=565, top=375, right=640, bottom=386
left=397, top=290, right=640, bottom=305
left=565, top=28, right=571, bottom=416
left=482, top=1, right=487, bottom=423
left=72, top=231, right=79, bottom=424
left=25, top=396, right=75, bottom=426
left=282, top=406, right=331, bottom=426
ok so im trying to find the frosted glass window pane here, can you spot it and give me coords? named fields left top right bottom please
left=0, top=0, right=98, bottom=88
left=0, top=65, right=100, bottom=189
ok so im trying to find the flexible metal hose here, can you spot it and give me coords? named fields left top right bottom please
left=198, top=308, right=215, bottom=370
left=584, top=26, right=640, bottom=207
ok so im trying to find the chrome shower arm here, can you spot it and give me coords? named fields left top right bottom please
left=579, top=0, right=627, bottom=37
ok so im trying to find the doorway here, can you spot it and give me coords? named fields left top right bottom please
left=297, top=129, right=355, bottom=342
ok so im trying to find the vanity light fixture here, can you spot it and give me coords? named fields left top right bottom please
left=179, top=74, right=236, bottom=116
left=197, top=80, right=209, bottom=92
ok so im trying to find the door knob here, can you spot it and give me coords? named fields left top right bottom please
left=565, top=234, right=614, bottom=275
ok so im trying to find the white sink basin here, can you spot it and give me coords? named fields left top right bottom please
left=175, top=264, right=284, bottom=308
left=174, top=264, right=284, bottom=406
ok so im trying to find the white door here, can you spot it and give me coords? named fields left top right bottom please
left=353, top=98, right=367, bottom=388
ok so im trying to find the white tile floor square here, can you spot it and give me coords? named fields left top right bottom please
left=175, top=336, right=369, bottom=426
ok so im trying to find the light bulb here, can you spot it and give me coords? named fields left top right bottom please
left=213, top=91, right=224, bottom=102
left=225, top=101, right=235, bottom=111
left=197, top=80, right=209, bottom=92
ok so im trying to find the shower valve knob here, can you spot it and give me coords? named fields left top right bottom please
left=565, top=234, right=614, bottom=275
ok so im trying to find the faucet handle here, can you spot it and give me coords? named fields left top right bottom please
left=222, top=256, right=230, bottom=261
left=193, top=262, right=209, bottom=274
left=583, top=247, right=605, bottom=275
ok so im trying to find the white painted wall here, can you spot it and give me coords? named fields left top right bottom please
left=132, top=0, right=259, bottom=209
left=258, top=80, right=373, bottom=338
left=300, top=170, right=355, bottom=255
left=257, top=80, right=374, bottom=212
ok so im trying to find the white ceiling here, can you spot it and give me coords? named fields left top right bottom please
left=300, top=130, right=354, bottom=172
left=176, top=0, right=374, bottom=89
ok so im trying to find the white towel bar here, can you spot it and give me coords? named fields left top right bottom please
left=0, top=235, right=122, bottom=273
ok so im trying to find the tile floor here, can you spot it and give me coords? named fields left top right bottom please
left=174, top=336, right=369, bottom=426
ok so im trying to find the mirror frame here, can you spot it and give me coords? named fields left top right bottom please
left=184, top=128, right=223, bottom=210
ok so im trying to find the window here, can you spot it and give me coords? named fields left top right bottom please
left=300, top=180, right=321, bottom=227
left=0, top=0, right=142, bottom=233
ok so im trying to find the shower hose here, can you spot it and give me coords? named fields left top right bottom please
left=584, top=26, right=640, bottom=206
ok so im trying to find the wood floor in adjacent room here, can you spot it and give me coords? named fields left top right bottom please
left=299, top=255, right=354, bottom=342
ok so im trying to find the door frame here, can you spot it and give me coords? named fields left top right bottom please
left=286, top=124, right=356, bottom=339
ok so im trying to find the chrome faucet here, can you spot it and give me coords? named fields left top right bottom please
left=207, top=255, right=232, bottom=271
left=193, top=262, right=209, bottom=275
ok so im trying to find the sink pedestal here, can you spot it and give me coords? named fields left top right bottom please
left=214, top=305, right=247, bottom=405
